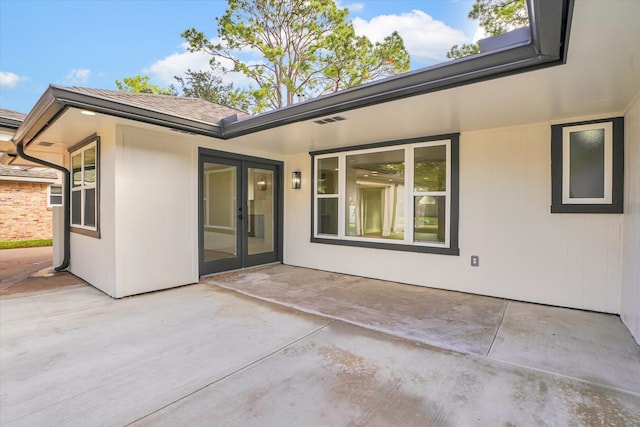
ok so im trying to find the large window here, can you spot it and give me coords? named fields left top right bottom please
left=70, top=135, right=100, bottom=237
left=551, top=118, right=623, bottom=213
left=312, top=135, right=459, bottom=255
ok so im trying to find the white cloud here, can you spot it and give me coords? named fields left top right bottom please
left=352, top=10, right=468, bottom=64
left=65, top=68, right=91, bottom=85
left=145, top=42, right=255, bottom=88
left=0, top=71, right=27, bottom=88
left=472, top=25, right=487, bottom=43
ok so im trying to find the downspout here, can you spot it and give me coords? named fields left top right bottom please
left=16, top=142, right=70, bottom=271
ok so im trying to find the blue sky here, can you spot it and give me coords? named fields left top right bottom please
left=0, top=0, right=479, bottom=114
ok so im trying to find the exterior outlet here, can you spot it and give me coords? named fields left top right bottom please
left=471, top=256, right=479, bottom=267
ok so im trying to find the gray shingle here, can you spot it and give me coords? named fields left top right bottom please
left=0, top=164, right=58, bottom=180
left=64, top=87, right=249, bottom=124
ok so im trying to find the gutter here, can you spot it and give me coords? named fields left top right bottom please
left=15, top=141, right=70, bottom=272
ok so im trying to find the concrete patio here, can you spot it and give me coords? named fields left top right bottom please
left=1, top=261, right=639, bottom=426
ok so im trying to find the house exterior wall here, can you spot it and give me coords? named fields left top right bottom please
left=109, top=125, right=283, bottom=298
left=621, top=94, right=640, bottom=343
left=284, top=120, right=624, bottom=314
left=60, top=123, right=287, bottom=298
left=68, top=128, right=116, bottom=297
left=113, top=126, right=198, bottom=297
left=0, top=180, right=53, bottom=241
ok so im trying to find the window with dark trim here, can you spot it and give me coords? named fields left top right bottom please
left=48, top=185, right=63, bottom=207
left=70, top=135, right=100, bottom=237
left=311, top=134, right=459, bottom=255
left=551, top=117, right=623, bottom=213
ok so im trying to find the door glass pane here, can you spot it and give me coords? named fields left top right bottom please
left=203, top=163, right=237, bottom=261
left=569, top=129, right=605, bottom=198
left=248, top=168, right=274, bottom=255
left=345, top=149, right=404, bottom=240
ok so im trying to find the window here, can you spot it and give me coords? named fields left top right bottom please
left=551, top=118, right=623, bottom=213
left=312, top=135, right=459, bottom=255
left=48, top=185, right=63, bottom=207
left=70, top=135, right=100, bottom=237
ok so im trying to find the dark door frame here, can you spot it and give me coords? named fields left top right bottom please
left=198, top=147, right=284, bottom=276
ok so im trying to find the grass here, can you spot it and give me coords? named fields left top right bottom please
left=0, top=239, right=53, bottom=250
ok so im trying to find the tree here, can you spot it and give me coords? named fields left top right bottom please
left=447, top=0, right=528, bottom=60
left=115, top=75, right=177, bottom=95
left=171, top=65, right=252, bottom=112
left=182, top=0, right=410, bottom=112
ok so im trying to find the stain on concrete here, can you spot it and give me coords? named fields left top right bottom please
left=560, top=382, right=640, bottom=426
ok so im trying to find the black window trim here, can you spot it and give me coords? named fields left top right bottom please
left=550, top=117, right=624, bottom=214
left=310, top=134, right=460, bottom=255
left=69, top=133, right=101, bottom=238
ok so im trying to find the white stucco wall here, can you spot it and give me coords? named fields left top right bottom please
left=284, top=121, right=624, bottom=314
left=621, top=94, right=640, bottom=343
left=69, top=128, right=117, bottom=296
left=111, top=126, right=198, bottom=297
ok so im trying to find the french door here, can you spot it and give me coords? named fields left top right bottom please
left=199, top=149, right=283, bottom=276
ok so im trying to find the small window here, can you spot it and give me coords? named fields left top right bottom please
left=48, top=185, right=63, bottom=207
left=311, top=134, right=459, bottom=255
left=69, top=135, right=100, bottom=237
left=551, top=118, right=623, bottom=213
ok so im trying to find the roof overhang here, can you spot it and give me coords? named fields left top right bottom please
left=8, top=0, right=639, bottom=161
left=221, top=0, right=573, bottom=138
left=11, top=0, right=573, bottom=151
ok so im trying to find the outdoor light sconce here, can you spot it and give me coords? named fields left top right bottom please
left=292, top=171, right=302, bottom=189
left=256, top=177, right=267, bottom=191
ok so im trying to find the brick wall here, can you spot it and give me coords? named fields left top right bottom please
left=0, top=181, right=53, bottom=241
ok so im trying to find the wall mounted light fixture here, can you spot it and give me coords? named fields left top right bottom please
left=292, top=171, right=301, bottom=189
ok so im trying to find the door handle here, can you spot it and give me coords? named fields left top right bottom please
left=238, top=206, right=243, bottom=220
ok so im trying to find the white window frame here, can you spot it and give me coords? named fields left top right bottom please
left=313, top=139, right=452, bottom=249
left=47, top=185, right=63, bottom=207
left=70, top=139, right=98, bottom=233
left=561, top=122, right=613, bottom=205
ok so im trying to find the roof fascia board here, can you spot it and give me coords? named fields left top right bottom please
left=12, top=87, right=63, bottom=147
left=223, top=0, right=572, bottom=139
left=47, top=86, right=225, bottom=138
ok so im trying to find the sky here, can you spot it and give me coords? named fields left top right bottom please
left=0, top=0, right=481, bottom=114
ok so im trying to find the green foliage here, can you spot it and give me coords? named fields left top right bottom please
left=470, top=0, right=528, bottom=37
left=171, top=65, right=252, bottom=112
left=115, top=75, right=177, bottom=96
left=447, top=0, right=528, bottom=60
left=0, top=239, right=52, bottom=249
left=182, top=0, right=410, bottom=112
left=446, top=43, right=480, bottom=60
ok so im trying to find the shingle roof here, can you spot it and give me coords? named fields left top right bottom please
left=0, top=108, right=26, bottom=121
left=0, top=108, right=26, bottom=129
left=65, top=87, right=249, bottom=124
left=0, top=164, right=58, bottom=180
